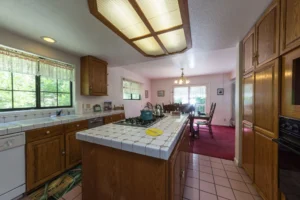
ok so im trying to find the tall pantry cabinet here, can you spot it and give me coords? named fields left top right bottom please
left=242, top=1, right=280, bottom=200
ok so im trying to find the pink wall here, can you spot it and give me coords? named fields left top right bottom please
left=151, top=73, right=233, bottom=126
left=0, top=29, right=151, bottom=118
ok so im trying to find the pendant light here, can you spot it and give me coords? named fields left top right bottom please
left=174, top=68, right=190, bottom=84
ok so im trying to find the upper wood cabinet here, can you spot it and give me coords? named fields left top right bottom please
left=280, top=0, right=300, bottom=54
left=81, top=56, right=108, bottom=96
left=281, top=46, right=300, bottom=119
left=255, top=1, right=280, bottom=68
left=254, top=59, right=279, bottom=138
left=243, top=73, right=254, bottom=123
left=243, top=28, right=255, bottom=74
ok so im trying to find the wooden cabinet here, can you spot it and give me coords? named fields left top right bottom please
left=65, top=120, right=88, bottom=169
left=242, top=122, right=254, bottom=180
left=104, top=113, right=125, bottom=124
left=26, top=135, right=65, bottom=191
left=81, top=55, right=108, bottom=96
left=254, top=131, right=278, bottom=200
left=26, top=120, right=88, bottom=191
left=255, top=1, right=280, bottom=68
left=243, top=73, right=254, bottom=122
left=243, top=28, right=255, bottom=74
left=281, top=46, right=300, bottom=119
left=280, top=0, right=300, bottom=54
left=254, top=59, right=279, bottom=138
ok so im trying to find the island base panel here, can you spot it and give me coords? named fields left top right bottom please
left=81, top=141, right=169, bottom=200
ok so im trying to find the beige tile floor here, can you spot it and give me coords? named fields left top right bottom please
left=183, top=153, right=262, bottom=200
left=21, top=153, right=262, bottom=200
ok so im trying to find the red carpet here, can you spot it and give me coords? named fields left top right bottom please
left=183, top=125, right=235, bottom=160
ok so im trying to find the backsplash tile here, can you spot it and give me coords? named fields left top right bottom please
left=0, top=108, right=75, bottom=124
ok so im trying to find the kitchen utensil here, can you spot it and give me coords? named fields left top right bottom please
left=140, top=106, right=153, bottom=121
left=145, top=128, right=163, bottom=136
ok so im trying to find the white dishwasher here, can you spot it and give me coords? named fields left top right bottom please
left=0, top=132, right=26, bottom=200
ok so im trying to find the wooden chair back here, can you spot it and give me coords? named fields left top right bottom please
left=208, top=103, right=216, bottom=125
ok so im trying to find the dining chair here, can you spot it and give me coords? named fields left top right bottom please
left=196, top=103, right=216, bottom=135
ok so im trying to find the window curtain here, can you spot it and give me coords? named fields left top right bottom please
left=39, top=60, right=74, bottom=81
left=0, top=46, right=74, bottom=81
left=0, top=48, right=38, bottom=75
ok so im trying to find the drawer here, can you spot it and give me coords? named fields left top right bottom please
left=26, top=125, right=63, bottom=143
left=64, top=120, right=88, bottom=133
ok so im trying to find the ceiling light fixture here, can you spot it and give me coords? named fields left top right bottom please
left=41, top=36, right=56, bottom=43
left=174, top=68, right=190, bottom=84
left=88, top=0, right=192, bottom=57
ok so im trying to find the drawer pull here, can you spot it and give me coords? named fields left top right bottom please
left=46, top=131, right=50, bottom=135
left=62, top=151, right=66, bottom=155
left=77, top=124, right=80, bottom=127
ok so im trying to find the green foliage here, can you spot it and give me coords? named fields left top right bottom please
left=195, top=97, right=206, bottom=104
left=0, top=72, right=71, bottom=109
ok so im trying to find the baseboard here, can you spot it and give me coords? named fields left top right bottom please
left=234, top=157, right=241, bottom=167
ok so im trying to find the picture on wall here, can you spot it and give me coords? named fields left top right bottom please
left=145, top=90, right=148, bottom=98
left=217, top=88, right=224, bottom=95
left=157, top=90, right=165, bottom=97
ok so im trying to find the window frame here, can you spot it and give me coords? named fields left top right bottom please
left=0, top=72, right=73, bottom=112
left=173, top=84, right=209, bottom=113
left=122, top=78, right=142, bottom=100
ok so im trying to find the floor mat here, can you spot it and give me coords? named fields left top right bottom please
left=183, top=125, right=235, bottom=160
left=28, top=165, right=81, bottom=200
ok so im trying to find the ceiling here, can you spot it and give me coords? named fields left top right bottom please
left=0, top=0, right=271, bottom=78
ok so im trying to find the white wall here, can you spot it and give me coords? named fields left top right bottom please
left=0, top=28, right=151, bottom=117
left=234, top=42, right=243, bottom=166
left=151, top=73, right=233, bottom=126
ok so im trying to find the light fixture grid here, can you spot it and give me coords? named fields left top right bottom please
left=89, top=0, right=192, bottom=57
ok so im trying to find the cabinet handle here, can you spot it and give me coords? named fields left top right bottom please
left=181, top=170, right=185, bottom=179
left=62, top=151, right=66, bottom=155
left=46, top=131, right=50, bottom=135
left=77, top=124, right=80, bottom=127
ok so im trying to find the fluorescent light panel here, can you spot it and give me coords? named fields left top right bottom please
left=96, top=0, right=150, bottom=39
left=158, top=28, right=186, bottom=53
left=133, top=37, right=164, bottom=56
left=136, top=0, right=182, bottom=32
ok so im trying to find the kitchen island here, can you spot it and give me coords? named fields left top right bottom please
left=76, top=114, right=190, bottom=200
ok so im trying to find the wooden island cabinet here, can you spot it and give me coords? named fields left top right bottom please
left=80, top=119, right=189, bottom=200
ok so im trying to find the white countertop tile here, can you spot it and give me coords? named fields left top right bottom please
left=76, top=115, right=189, bottom=160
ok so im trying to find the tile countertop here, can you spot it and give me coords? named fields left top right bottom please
left=76, top=114, right=189, bottom=160
left=0, top=110, right=125, bottom=136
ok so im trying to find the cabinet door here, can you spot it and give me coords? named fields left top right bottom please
left=255, top=2, right=280, bottom=68
left=180, top=151, right=187, bottom=196
left=242, top=122, right=254, bottom=180
left=281, top=0, right=300, bottom=54
left=89, top=57, right=107, bottom=96
left=169, top=151, right=181, bottom=200
left=26, top=135, right=65, bottom=191
left=254, top=131, right=278, bottom=200
left=66, top=131, right=83, bottom=169
left=282, top=47, right=300, bottom=119
left=254, top=59, right=279, bottom=138
left=104, top=116, right=113, bottom=124
left=243, top=28, right=255, bottom=74
left=243, top=73, right=254, bottom=122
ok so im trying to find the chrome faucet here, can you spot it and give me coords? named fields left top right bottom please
left=56, top=109, right=63, bottom=116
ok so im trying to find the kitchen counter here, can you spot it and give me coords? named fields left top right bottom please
left=0, top=110, right=124, bottom=136
left=76, top=114, right=189, bottom=160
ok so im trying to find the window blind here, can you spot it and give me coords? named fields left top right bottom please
left=123, top=78, right=141, bottom=100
